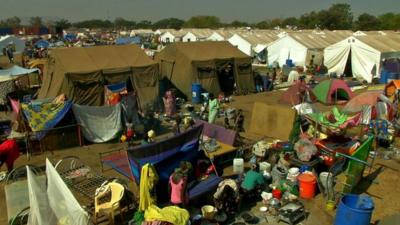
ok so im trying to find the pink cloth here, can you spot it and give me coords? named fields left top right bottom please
left=169, top=175, right=186, bottom=204
left=9, top=98, right=20, bottom=115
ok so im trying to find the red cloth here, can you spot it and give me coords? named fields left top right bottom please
left=0, top=139, right=20, bottom=169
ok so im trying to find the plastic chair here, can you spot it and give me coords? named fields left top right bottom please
left=94, top=182, right=125, bottom=225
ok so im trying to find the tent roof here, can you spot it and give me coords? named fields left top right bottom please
left=286, top=30, right=353, bottom=50
left=185, top=29, right=214, bottom=38
left=48, top=45, right=156, bottom=74
left=356, top=34, right=400, bottom=53
left=163, top=41, right=250, bottom=61
left=235, top=31, right=279, bottom=45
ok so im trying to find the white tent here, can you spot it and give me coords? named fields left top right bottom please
left=26, top=159, right=89, bottom=225
left=324, top=34, right=400, bottom=82
left=228, top=34, right=253, bottom=56
left=268, top=30, right=353, bottom=68
left=0, top=35, right=26, bottom=54
left=267, top=35, right=308, bottom=67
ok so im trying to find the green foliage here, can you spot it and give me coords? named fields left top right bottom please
left=29, top=16, right=43, bottom=27
left=55, top=19, right=72, bottom=29
left=153, top=18, right=185, bottom=29
left=355, top=13, right=381, bottom=31
left=183, top=16, right=221, bottom=28
left=73, top=19, right=113, bottom=29
left=378, top=13, right=400, bottom=30
left=136, top=20, right=153, bottom=29
left=0, top=16, right=22, bottom=28
left=114, top=17, right=137, bottom=29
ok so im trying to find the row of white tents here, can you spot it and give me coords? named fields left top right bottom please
left=148, top=28, right=400, bottom=82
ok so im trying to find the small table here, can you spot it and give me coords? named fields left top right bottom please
left=203, top=140, right=238, bottom=166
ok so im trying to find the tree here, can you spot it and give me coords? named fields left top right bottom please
left=354, top=13, right=381, bottom=31
left=30, top=16, right=43, bottom=27
left=378, top=13, right=400, bottom=30
left=298, top=11, right=321, bottom=29
left=55, top=19, right=72, bottom=29
left=255, top=20, right=271, bottom=29
left=319, top=3, right=353, bottom=29
left=114, top=17, right=136, bottom=29
left=73, top=19, right=113, bottom=29
left=152, top=18, right=185, bottom=29
left=3, top=16, right=21, bottom=28
left=282, top=17, right=298, bottom=28
left=136, top=20, right=152, bottom=29
left=229, top=20, right=249, bottom=28
left=183, top=16, right=221, bottom=28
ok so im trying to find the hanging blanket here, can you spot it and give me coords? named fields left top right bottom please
left=21, top=100, right=72, bottom=140
left=73, top=103, right=122, bottom=143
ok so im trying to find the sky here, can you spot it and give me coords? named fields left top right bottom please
left=1, top=0, right=399, bottom=23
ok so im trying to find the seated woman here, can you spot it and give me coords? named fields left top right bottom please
left=241, top=164, right=265, bottom=193
left=214, top=179, right=240, bottom=215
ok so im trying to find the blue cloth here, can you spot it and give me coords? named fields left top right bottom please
left=127, top=125, right=203, bottom=183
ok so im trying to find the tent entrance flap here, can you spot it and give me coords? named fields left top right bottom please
left=344, top=49, right=353, bottom=77
left=216, top=60, right=235, bottom=95
left=332, top=88, right=350, bottom=102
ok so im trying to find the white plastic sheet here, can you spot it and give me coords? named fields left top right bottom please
left=27, top=166, right=57, bottom=225
left=46, top=159, right=89, bottom=225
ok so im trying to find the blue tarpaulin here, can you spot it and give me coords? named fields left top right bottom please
left=22, top=100, right=73, bottom=140
left=35, top=39, right=50, bottom=49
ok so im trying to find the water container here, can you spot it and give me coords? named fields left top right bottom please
left=297, top=173, right=317, bottom=199
left=334, top=194, right=374, bottom=225
left=233, top=158, right=244, bottom=174
left=319, top=172, right=333, bottom=190
left=192, top=83, right=202, bottom=104
left=259, top=162, right=271, bottom=172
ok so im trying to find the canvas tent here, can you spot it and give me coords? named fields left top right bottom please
left=0, top=35, right=25, bottom=54
left=38, top=45, right=159, bottom=109
left=155, top=41, right=254, bottom=97
left=313, top=79, right=354, bottom=104
left=324, top=34, right=400, bottom=82
left=267, top=31, right=352, bottom=68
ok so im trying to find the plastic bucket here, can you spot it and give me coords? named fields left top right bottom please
left=297, top=173, right=317, bottom=199
left=334, top=194, right=374, bottom=225
left=233, top=158, right=244, bottom=174
left=259, top=162, right=271, bottom=172
left=191, top=83, right=202, bottom=103
left=319, top=172, right=333, bottom=190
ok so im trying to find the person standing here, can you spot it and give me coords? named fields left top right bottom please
left=169, top=163, right=190, bottom=207
left=6, top=45, right=14, bottom=64
left=163, top=89, right=176, bottom=117
left=208, top=93, right=219, bottom=124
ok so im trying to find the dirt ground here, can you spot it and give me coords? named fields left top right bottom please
left=1, top=89, right=400, bottom=225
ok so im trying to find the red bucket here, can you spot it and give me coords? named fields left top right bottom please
left=298, top=173, right=317, bottom=199
left=272, top=189, right=282, bottom=199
